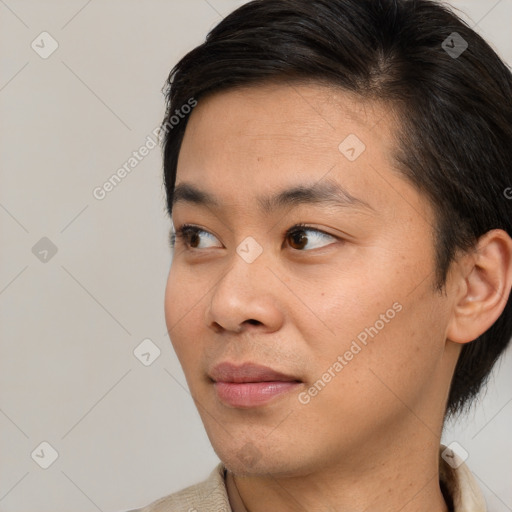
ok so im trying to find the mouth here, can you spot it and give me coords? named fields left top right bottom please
left=209, top=362, right=302, bottom=408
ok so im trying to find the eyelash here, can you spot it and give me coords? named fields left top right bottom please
left=169, top=223, right=339, bottom=251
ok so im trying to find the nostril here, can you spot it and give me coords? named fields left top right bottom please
left=246, top=319, right=261, bottom=326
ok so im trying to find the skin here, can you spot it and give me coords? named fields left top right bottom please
left=164, top=82, right=512, bottom=512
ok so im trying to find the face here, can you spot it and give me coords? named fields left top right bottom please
left=165, top=82, right=457, bottom=477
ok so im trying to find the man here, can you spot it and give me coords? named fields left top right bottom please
left=131, top=0, right=512, bottom=510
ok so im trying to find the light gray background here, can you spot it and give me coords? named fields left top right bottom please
left=0, top=1, right=511, bottom=511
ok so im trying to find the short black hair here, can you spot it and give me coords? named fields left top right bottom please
left=159, top=0, right=512, bottom=418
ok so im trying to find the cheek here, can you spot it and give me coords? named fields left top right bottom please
left=293, top=298, right=448, bottom=453
left=301, top=252, right=448, bottom=401
left=164, top=266, right=181, bottom=331
left=164, top=265, right=205, bottom=366
left=300, top=262, right=405, bottom=358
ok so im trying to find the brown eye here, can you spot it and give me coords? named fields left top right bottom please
left=285, top=225, right=338, bottom=251
left=287, top=230, right=308, bottom=250
left=172, top=225, right=222, bottom=250
left=188, top=231, right=201, bottom=248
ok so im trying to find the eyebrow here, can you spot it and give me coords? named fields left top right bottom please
left=171, top=178, right=374, bottom=215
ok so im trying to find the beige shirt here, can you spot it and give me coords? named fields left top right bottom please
left=130, top=446, right=487, bottom=512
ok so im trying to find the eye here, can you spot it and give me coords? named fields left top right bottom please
left=169, top=223, right=339, bottom=252
left=285, top=223, right=338, bottom=251
left=170, top=224, right=221, bottom=250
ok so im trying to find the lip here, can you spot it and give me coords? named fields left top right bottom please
left=210, top=362, right=299, bottom=383
left=209, top=362, right=302, bottom=408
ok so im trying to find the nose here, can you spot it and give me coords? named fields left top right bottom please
left=205, top=251, right=284, bottom=334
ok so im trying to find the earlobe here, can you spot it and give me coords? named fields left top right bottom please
left=447, top=229, right=512, bottom=344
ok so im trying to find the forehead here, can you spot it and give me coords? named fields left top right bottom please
left=174, top=81, right=425, bottom=220
left=179, top=81, right=392, bottom=156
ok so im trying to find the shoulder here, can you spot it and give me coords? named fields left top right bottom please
left=127, top=462, right=231, bottom=512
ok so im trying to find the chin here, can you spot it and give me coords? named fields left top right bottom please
left=210, top=434, right=315, bottom=478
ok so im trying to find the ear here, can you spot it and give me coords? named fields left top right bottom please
left=447, top=229, right=512, bottom=344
